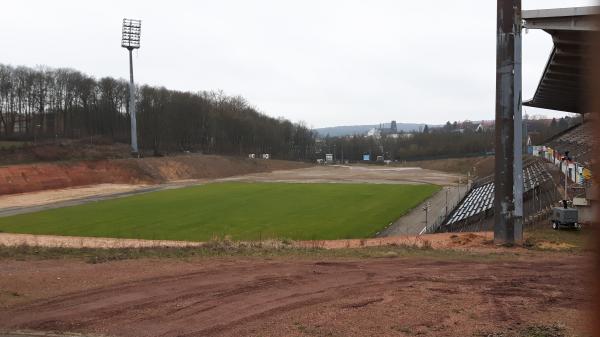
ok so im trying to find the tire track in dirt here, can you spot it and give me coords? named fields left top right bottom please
left=0, top=255, right=591, bottom=337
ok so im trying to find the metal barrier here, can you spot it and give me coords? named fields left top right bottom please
left=437, top=159, right=559, bottom=233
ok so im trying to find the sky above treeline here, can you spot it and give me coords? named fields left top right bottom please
left=1, top=0, right=596, bottom=128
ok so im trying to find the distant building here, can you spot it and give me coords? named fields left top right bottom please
left=367, top=128, right=381, bottom=138
left=368, top=120, right=399, bottom=139
left=475, top=120, right=495, bottom=132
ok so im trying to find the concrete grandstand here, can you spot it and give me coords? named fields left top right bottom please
left=440, top=158, right=559, bottom=232
left=439, top=6, right=598, bottom=233
left=533, top=121, right=596, bottom=223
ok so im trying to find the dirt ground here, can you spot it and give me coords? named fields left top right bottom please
left=0, top=232, right=493, bottom=250
left=395, top=156, right=494, bottom=178
left=0, top=232, right=504, bottom=254
left=0, top=184, right=145, bottom=210
left=224, top=165, right=460, bottom=186
left=0, top=251, right=591, bottom=337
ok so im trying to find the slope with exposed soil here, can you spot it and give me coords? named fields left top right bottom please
left=0, top=155, right=309, bottom=195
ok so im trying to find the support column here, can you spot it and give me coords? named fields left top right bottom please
left=513, top=9, right=524, bottom=244
left=495, top=0, right=522, bottom=244
left=129, top=48, right=139, bottom=155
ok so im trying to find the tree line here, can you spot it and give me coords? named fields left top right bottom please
left=316, top=115, right=580, bottom=163
left=0, top=64, right=315, bottom=160
left=318, top=127, right=495, bottom=162
left=525, top=115, right=582, bottom=144
left=1, top=63, right=577, bottom=163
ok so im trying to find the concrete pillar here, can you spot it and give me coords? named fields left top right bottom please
left=494, top=0, right=522, bottom=244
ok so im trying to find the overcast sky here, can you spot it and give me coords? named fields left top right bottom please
left=1, top=0, right=596, bottom=128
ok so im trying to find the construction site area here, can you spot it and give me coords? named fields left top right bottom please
left=0, top=2, right=599, bottom=337
left=0, top=143, right=595, bottom=337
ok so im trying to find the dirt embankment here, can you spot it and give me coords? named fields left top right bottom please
left=0, top=155, right=309, bottom=195
left=130, top=155, right=307, bottom=182
left=0, top=161, right=144, bottom=195
left=0, top=232, right=492, bottom=250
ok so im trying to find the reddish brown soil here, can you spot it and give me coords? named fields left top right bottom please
left=0, top=161, right=145, bottom=195
left=0, top=155, right=309, bottom=195
left=0, top=253, right=591, bottom=337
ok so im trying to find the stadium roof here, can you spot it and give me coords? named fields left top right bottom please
left=523, top=6, right=600, bottom=114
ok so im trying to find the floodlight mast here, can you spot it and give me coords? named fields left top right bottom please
left=121, top=18, right=141, bottom=156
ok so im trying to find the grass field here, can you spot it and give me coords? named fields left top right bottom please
left=0, top=182, right=439, bottom=241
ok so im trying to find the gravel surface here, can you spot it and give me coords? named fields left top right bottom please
left=379, top=184, right=471, bottom=236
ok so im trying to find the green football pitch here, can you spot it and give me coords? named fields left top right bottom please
left=0, top=182, right=440, bottom=241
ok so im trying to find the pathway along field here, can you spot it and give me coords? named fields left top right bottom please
left=0, top=183, right=439, bottom=241
left=0, top=250, right=591, bottom=337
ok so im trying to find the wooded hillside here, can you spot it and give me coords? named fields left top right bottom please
left=0, top=64, right=315, bottom=160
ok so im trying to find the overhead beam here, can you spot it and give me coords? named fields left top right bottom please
left=523, top=7, right=598, bottom=115
left=523, top=6, right=600, bottom=31
left=523, top=6, right=600, bottom=18
left=524, top=17, right=598, bottom=31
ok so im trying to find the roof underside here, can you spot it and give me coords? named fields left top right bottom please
left=522, top=7, right=600, bottom=114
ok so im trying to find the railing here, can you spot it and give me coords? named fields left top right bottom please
left=424, top=182, right=474, bottom=235
left=436, top=168, right=560, bottom=233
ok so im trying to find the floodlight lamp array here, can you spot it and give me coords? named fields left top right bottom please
left=121, top=18, right=141, bottom=49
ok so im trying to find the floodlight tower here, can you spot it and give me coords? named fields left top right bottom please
left=121, top=18, right=141, bottom=155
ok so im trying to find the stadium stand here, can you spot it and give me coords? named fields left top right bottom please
left=441, top=158, right=556, bottom=232
left=545, top=122, right=594, bottom=166
left=441, top=120, right=596, bottom=232
left=533, top=121, right=596, bottom=223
